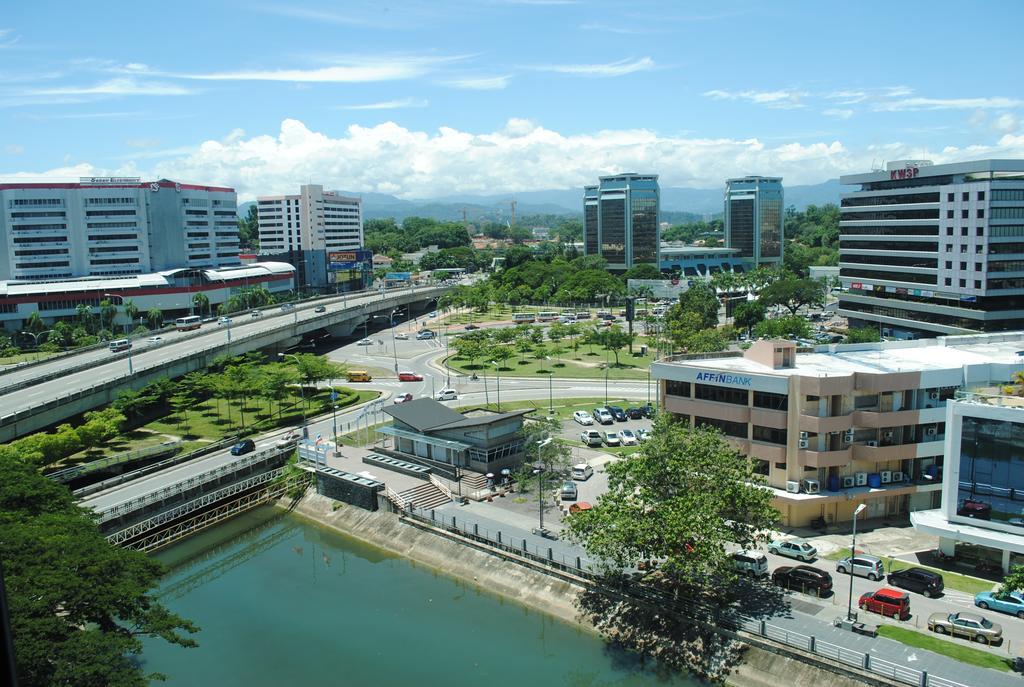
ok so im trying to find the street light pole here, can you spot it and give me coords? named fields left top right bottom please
left=491, top=360, right=501, bottom=411
left=847, top=503, right=867, bottom=621
left=389, top=309, right=399, bottom=374
left=604, top=366, right=609, bottom=406
left=533, top=439, right=552, bottom=533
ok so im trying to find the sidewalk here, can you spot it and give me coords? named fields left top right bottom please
left=425, top=500, right=1017, bottom=687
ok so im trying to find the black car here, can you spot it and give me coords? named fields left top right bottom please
left=607, top=406, right=627, bottom=422
left=465, top=324, right=480, bottom=330
left=887, top=567, right=945, bottom=597
left=626, top=406, right=644, bottom=419
left=230, top=439, right=256, bottom=456
left=772, top=565, right=833, bottom=597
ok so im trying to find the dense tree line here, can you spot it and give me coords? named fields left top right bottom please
left=364, top=217, right=471, bottom=255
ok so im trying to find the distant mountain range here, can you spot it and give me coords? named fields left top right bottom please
left=238, top=179, right=842, bottom=223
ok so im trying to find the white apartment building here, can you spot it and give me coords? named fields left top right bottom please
left=838, top=158, right=1024, bottom=338
left=652, top=332, right=1024, bottom=527
left=256, top=184, right=362, bottom=254
left=0, top=178, right=240, bottom=281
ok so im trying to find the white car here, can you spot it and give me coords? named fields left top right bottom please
left=275, top=431, right=300, bottom=448
left=394, top=332, right=409, bottom=340
left=619, top=429, right=638, bottom=446
left=218, top=316, right=232, bottom=326
left=356, top=338, right=373, bottom=346
left=604, top=431, right=621, bottom=447
left=147, top=336, right=163, bottom=345
left=768, top=539, right=818, bottom=562
left=636, top=428, right=650, bottom=443
left=436, top=388, right=457, bottom=401
left=573, top=410, right=594, bottom=426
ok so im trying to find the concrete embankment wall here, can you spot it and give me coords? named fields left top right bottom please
left=282, top=493, right=873, bottom=687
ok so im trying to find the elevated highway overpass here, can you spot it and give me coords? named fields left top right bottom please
left=0, top=285, right=449, bottom=442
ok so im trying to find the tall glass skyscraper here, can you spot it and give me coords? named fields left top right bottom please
left=723, top=176, right=784, bottom=267
left=582, top=173, right=660, bottom=270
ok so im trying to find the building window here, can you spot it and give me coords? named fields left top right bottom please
left=946, top=227, right=953, bottom=236
left=946, top=210, right=954, bottom=219
left=752, top=425, right=787, bottom=445
left=944, top=277, right=952, bottom=286
left=978, top=191, right=986, bottom=201
left=977, top=209, right=985, bottom=219
left=666, top=380, right=690, bottom=397
left=695, top=383, right=749, bottom=406
left=959, top=279, right=966, bottom=287
left=945, top=261, right=952, bottom=269
left=695, top=416, right=747, bottom=439
left=975, top=262, right=982, bottom=271
left=961, top=227, right=968, bottom=236
left=977, top=227, right=984, bottom=236
left=753, top=391, right=788, bottom=410
left=945, top=244, right=953, bottom=252
left=960, top=261, right=967, bottom=270
left=960, top=245, right=968, bottom=253
left=975, top=280, right=982, bottom=289
left=947, top=193, right=954, bottom=202
left=961, top=209, right=969, bottom=219
left=963, top=192, right=970, bottom=202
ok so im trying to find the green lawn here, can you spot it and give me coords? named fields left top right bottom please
left=445, top=347, right=657, bottom=381
left=823, top=551, right=995, bottom=595
left=147, top=387, right=379, bottom=441
left=876, top=625, right=1011, bottom=672
left=0, top=351, right=60, bottom=366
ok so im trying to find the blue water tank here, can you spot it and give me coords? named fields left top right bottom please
left=828, top=475, right=841, bottom=492
left=867, top=473, right=882, bottom=488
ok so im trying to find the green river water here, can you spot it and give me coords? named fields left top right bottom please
left=139, top=507, right=699, bottom=686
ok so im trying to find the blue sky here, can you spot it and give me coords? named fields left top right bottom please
left=1, top=0, right=1023, bottom=200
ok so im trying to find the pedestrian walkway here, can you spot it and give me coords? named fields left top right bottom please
left=425, top=501, right=1017, bottom=687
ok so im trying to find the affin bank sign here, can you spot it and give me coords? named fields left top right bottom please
left=695, top=371, right=753, bottom=386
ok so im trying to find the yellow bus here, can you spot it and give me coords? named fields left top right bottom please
left=346, top=370, right=372, bottom=382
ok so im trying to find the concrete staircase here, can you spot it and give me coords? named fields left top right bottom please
left=460, top=471, right=489, bottom=492
left=397, top=482, right=451, bottom=509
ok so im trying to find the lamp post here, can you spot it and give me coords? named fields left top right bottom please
left=545, top=356, right=554, bottom=414
left=278, top=353, right=308, bottom=438
left=491, top=360, right=501, bottom=411
left=847, top=503, right=867, bottom=621
left=647, top=367, right=651, bottom=407
left=389, top=308, right=400, bottom=374
left=19, top=329, right=53, bottom=361
left=444, top=323, right=451, bottom=387
left=103, top=294, right=133, bottom=374
left=604, top=365, right=609, bottom=406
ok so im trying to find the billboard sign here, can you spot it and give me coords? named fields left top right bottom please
left=329, top=251, right=358, bottom=262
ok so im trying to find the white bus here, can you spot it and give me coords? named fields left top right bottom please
left=175, top=315, right=202, bottom=331
left=512, top=313, right=536, bottom=323
left=536, top=311, right=559, bottom=322
left=108, top=339, right=132, bottom=352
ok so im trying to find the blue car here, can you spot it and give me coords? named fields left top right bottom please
left=975, top=591, right=1024, bottom=619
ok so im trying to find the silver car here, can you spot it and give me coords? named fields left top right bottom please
left=769, top=539, right=817, bottom=562
left=836, top=554, right=885, bottom=581
left=928, top=611, right=1003, bottom=645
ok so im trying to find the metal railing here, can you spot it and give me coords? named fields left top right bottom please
left=400, top=506, right=974, bottom=687
left=47, top=440, right=182, bottom=483
left=92, top=446, right=288, bottom=522
left=106, top=467, right=286, bottom=545
left=428, top=473, right=454, bottom=501
left=385, top=486, right=409, bottom=510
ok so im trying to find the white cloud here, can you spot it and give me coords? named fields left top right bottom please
left=822, top=108, right=853, bottom=119
left=178, top=55, right=464, bottom=83
left=9, top=120, right=1024, bottom=201
left=993, top=112, right=1020, bottom=135
left=0, top=28, right=19, bottom=48
left=531, top=57, right=654, bottom=77
left=703, top=89, right=808, bottom=109
left=337, top=97, right=429, bottom=110
left=29, top=78, right=194, bottom=97
left=443, top=75, right=510, bottom=90
left=874, top=96, right=1024, bottom=112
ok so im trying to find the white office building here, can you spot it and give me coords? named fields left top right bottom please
left=838, top=158, right=1024, bottom=338
left=256, top=184, right=363, bottom=254
left=0, top=178, right=241, bottom=282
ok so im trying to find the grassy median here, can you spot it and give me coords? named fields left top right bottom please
left=876, top=625, right=1011, bottom=672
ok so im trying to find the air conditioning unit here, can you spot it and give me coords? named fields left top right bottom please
left=883, top=431, right=894, bottom=441
left=844, top=431, right=855, bottom=442
left=867, top=440, right=879, bottom=447
left=926, top=426, right=937, bottom=437
left=880, top=470, right=893, bottom=484
left=856, top=472, right=868, bottom=486
left=786, top=480, right=801, bottom=494
left=798, top=439, right=809, bottom=449
left=842, top=476, right=856, bottom=488
left=929, top=392, right=939, bottom=400
left=893, top=471, right=905, bottom=482
left=799, top=431, right=809, bottom=439
left=802, top=478, right=821, bottom=494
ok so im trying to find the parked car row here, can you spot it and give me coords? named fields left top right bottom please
left=578, top=405, right=652, bottom=426
left=579, top=428, right=649, bottom=447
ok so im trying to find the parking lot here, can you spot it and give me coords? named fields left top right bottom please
left=557, top=407, right=654, bottom=452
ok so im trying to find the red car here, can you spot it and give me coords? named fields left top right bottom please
left=398, top=372, right=424, bottom=382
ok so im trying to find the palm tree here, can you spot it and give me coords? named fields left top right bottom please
left=24, top=312, right=46, bottom=334
left=123, top=299, right=140, bottom=334
left=192, top=292, right=209, bottom=317
left=146, top=308, right=164, bottom=330
left=75, top=304, right=93, bottom=331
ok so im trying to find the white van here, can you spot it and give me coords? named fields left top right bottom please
left=435, top=388, right=457, bottom=401
left=732, top=550, right=769, bottom=579
left=571, top=464, right=594, bottom=481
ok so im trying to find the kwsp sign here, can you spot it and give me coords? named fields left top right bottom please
left=890, top=166, right=919, bottom=180
left=695, top=371, right=753, bottom=386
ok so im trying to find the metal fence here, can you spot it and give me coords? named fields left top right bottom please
left=47, top=440, right=182, bottom=483
left=404, top=505, right=974, bottom=687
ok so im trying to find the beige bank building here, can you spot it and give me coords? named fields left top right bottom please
left=652, top=333, right=1024, bottom=527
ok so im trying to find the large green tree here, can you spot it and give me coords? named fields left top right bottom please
left=758, top=273, right=826, bottom=316
left=237, top=204, right=259, bottom=250
left=0, top=459, right=198, bottom=686
left=566, top=415, right=778, bottom=582
left=673, top=282, right=720, bottom=331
